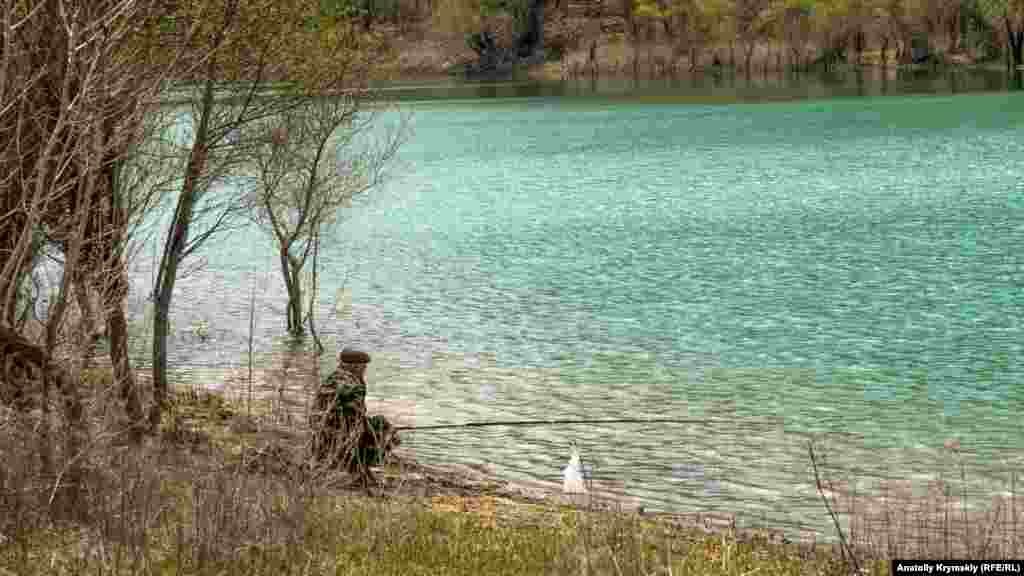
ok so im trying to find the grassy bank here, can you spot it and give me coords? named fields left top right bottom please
left=2, top=364, right=1021, bottom=575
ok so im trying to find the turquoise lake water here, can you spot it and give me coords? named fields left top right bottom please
left=128, top=79, right=1024, bottom=539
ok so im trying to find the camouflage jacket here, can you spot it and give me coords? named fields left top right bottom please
left=313, top=369, right=366, bottom=427
left=311, top=368, right=368, bottom=468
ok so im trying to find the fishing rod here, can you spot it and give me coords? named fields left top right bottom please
left=393, top=417, right=709, bottom=432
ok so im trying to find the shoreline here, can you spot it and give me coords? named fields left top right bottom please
left=387, top=28, right=1017, bottom=85
left=146, top=363, right=797, bottom=543
left=77, top=356, right=1024, bottom=561
left=133, top=358, right=773, bottom=539
left=385, top=60, right=1014, bottom=89
left=117, top=354, right=1024, bottom=541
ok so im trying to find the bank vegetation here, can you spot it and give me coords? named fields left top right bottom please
left=355, top=0, right=1024, bottom=77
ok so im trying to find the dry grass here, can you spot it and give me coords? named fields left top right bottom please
left=1, top=365, right=1021, bottom=575
left=808, top=440, right=1024, bottom=563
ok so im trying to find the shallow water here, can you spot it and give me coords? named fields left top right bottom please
left=122, top=71, right=1024, bottom=541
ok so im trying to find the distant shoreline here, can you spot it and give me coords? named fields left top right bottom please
left=388, top=29, right=1018, bottom=84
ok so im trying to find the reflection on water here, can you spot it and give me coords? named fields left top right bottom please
left=378, top=67, right=1021, bottom=103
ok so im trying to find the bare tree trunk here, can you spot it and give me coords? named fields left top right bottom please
left=662, top=18, right=675, bottom=39
left=1006, top=15, right=1023, bottom=67
left=282, top=249, right=304, bottom=337
left=98, top=165, right=145, bottom=441
left=108, top=298, right=142, bottom=438
left=306, top=227, right=324, bottom=356
left=73, top=281, right=97, bottom=371
left=855, top=28, right=864, bottom=65
left=56, top=281, right=96, bottom=519
left=149, top=75, right=216, bottom=433
left=949, top=8, right=960, bottom=53
left=150, top=178, right=202, bottom=431
left=55, top=367, right=86, bottom=521
left=42, top=121, right=101, bottom=511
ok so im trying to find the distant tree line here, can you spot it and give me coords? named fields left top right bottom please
left=623, top=0, right=1023, bottom=69
left=380, top=0, right=1024, bottom=69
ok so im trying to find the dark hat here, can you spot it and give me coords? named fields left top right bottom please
left=339, top=347, right=371, bottom=364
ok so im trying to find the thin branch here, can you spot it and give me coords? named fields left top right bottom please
left=808, top=441, right=861, bottom=574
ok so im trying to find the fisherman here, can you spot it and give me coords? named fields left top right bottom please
left=311, top=348, right=399, bottom=483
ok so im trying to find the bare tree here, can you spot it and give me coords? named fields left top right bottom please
left=145, top=0, right=392, bottom=432
left=735, top=0, right=771, bottom=72
left=782, top=3, right=813, bottom=70
left=0, top=0, right=182, bottom=511
left=240, top=95, right=406, bottom=339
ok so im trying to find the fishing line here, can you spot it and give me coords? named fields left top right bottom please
left=393, top=418, right=708, bottom=432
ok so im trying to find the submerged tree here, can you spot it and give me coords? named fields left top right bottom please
left=241, top=96, right=405, bottom=339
